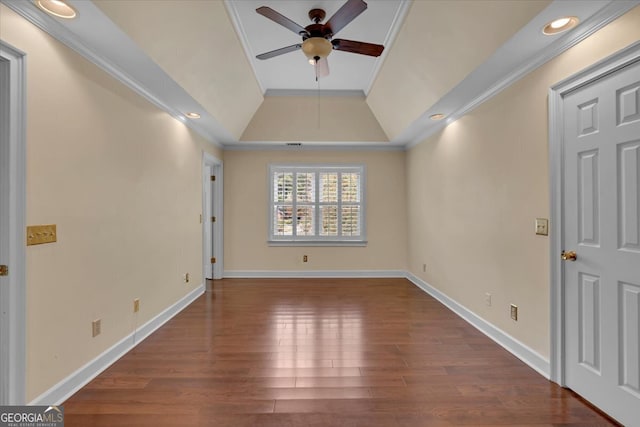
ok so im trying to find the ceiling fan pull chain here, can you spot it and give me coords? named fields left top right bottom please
left=317, top=68, right=321, bottom=128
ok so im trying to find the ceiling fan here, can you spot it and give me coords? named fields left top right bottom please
left=255, top=0, right=384, bottom=79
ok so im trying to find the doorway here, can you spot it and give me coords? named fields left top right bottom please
left=0, top=41, right=26, bottom=405
left=202, top=152, right=223, bottom=281
left=549, top=41, right=640, bottom=426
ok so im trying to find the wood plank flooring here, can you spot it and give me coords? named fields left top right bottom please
left=63, top=278, right=617, bottom=426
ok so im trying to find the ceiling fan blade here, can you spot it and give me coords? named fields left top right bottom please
left=256, top=6, right=308, bottom=36
left=325, top=0, right=367, bottom=36
left=317, top=57, right=330, bottom=78
left=332, top=39, right=384, bottom=57
left=256, top=44, right=302, bottom=60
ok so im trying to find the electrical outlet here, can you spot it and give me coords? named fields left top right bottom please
left=303, top=255, right=308, bottom=263
left=422, top=263, right=427, bottom=272
left=133, top=298, right=140, bottom=313
left=510, top=304, right=518, bottom=321
left=92, top=319, right=101, bottom=337
left=485, top=293, right=492, bottom=307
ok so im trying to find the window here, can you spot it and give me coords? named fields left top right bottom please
left=269, top=164, right=366, bottom=245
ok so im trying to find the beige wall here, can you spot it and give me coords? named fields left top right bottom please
left=0, top=5, right=221, bottom=401
left=223, top=150, right=407, bottom=273
left=241, top=95, right=388, bottom=142
left=367, top=0, right=549, bottom=140
left=94, top=0, right=263, bottom=140
left=4, top=0, right=638, bottom=403
left=406, top=6, right=640, bottom=358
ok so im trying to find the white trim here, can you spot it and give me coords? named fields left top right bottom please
left=2, top=0, right=634, bottom=150
left=212, top=163, right=224, bottom=280
left=268, top=164, right=366, bottom=244
left=221, top=268, right=557, bottom=378
left=1, top=0, right=229, bottom=147
left=363, top=0, right=411, bottom=96
left=224, top=1, right=410, bottom=98
left=29, top=284, right=205, bottom=406
left=406, top=273, right=551, bottom=379
left=264, top=89, right=365, bottom=98
left=0, top=41, right=27, bottom=405
left=223, top=0, right=265, bottom=95
left=225, top=143, right=403, bottom=151
left=223, top=270, right=406, bottom=279
left=267, top=240, right=367, bottom=247
left=24, top=266, right=561, bottom=406
left=202, top=152, right=224, bottom=280
left=548, top=40, right=640, bottom=386
left=402, top=0, right=638, bottom=148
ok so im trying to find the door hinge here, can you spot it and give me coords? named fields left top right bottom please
left=210, top=257, right=216, bottom=264
left=211, top=175, right=216, bottom=181
left=211, top=216, right=216, bottom=223
left=0, top=265, right=8, bottom=276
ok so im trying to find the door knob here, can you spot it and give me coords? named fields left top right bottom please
left=561, top=250, right=577, bottom=261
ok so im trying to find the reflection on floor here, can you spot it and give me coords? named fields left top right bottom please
left=63, top=278, right=617, bottom=426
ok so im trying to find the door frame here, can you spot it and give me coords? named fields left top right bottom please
left=0, top=41, right=27, bottom=405
left=202, top=152, right=223, bottom=280
left=548, top=40, right=640, bottom=386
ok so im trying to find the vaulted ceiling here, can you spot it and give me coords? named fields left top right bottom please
left=3, top=0, right=637, bottom=148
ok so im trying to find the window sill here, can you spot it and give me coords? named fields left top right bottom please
left=268, top=240, right=368, bottom=247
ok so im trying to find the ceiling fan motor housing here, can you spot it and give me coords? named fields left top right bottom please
left=302, top=23, right=333, bottom=40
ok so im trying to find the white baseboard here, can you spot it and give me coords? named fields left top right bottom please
left=29, top=272, right=551, bottom=405
left=223, top=270, right=406, bottom=278
left=29, top=284, right=205, bottom=405
left=223, top=269, right=550, bottom=378
left=405, top=273, right=550, bottom=379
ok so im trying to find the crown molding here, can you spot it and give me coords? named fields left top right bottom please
left=3, top=0, right=636, bottom=151
left=363, top=0, right=411, bottom=96
left=402, top=0, right=639, bottom=148
left=223, top=0, right=265, bottom=95
left=264, top=89, right=365, bottom=98
left=1, top=0, right=230, bottom=147
left=224, top=141, right=404, bottom=151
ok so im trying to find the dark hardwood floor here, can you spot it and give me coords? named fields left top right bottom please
left=63, top=278, right=617, bottom=426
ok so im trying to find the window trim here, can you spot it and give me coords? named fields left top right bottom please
left=268, top=163, right=367, bottom=246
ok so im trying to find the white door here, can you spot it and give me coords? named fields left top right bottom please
left=562, top=57, right=640, bottom=425
left=203, top=157, right=222, bottom=281
left=210, top=168, right=218, bottom=279
left=204, top=165, right=213, bottom=280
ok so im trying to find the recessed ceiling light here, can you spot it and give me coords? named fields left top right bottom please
left=430, top=113, right=446, bottom=121
left=542, top=16, right=579, bottom=35
left=35, top=0, right=77, bottom=19
left=185, top=112, right=201, bottom=119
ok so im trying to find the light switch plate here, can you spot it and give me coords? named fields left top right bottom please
left=27, top=224, right=57, bottom=245
left=535, top=218, right=548, bottom=236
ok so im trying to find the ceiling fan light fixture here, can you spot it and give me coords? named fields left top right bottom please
left=302, top=37, right=333, bottom=61
left=542, top=16, right=579, bottom=35
left=35, top=0, right=77, bottom=19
